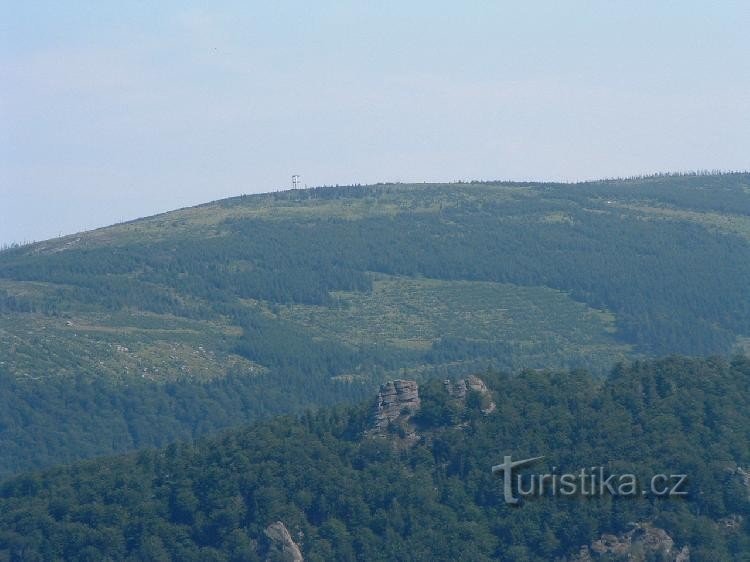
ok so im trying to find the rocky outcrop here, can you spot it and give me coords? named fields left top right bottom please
left=717, top=514, right=743, bottom=531
left=367, top=380, right=421, bottom=446
left=444, top=374, right=496, bottom=414
left=466, top=374, right=490, bottom=394
left=737, top=466, right=750, bottom=499
left=444, top=378, right=468, bottom=399
left=572, top=523, right=689, bottom=561
left=263, top=521, right=303, bottom=562
left=371, top=379, right=420, bottom=432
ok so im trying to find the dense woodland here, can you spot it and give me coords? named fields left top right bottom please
left=0, top=367, right=368, bottom=479
left=0, top=174, right=749, bottom=478
left=1, top=356, right=749, bottom=561
left=2, top=175, right=749, bottom=354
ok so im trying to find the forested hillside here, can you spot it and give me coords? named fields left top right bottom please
left=1, top=356, right=749, bottom=561
left=1, top=172, right=749, bottom=477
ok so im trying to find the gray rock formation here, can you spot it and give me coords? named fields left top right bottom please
left=444, top=378, right=468, bottom=399
left=371, top=379, right=420, bottom=432
left=737, top=466, right=750, bottom=500
left=572, top=523, right=689, bottom=561
left=466, top=374, right=489, bottom=393
left=263, top=521, right=303, bottom=562
left=717, top=514, right=744, bottom=531
left=444, top=374, right=496, bottom=414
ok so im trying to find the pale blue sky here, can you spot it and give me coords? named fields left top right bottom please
left=1, top=1, right=749, bottom=244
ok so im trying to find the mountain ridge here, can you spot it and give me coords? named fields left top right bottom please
left=1, top=173, right=749, bottom=477
left=8, top=171, right=750, bottom=256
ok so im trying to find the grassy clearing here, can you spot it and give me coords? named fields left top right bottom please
left=607, top=201, right=750, bottom=241
left=271, top=274, right=632, bottom=374
left=27, top=183, right=539, bottom=254
left=0, top=309, right=264, bottom=382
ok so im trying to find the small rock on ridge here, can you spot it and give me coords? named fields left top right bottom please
left=263, top=521, right=304, bottom=562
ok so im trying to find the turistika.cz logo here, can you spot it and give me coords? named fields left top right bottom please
left=491, top=455, right=688, bottom=505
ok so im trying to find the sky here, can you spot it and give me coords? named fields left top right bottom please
left=1, top=1, right=749, bottom=245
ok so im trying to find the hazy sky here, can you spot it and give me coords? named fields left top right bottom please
left=2, top=1, right=749, bottom=245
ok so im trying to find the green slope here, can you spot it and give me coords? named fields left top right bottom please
left=1, top=356, right=749, bottom=561
left=0, top=172, right=749, bottom=476
left=273, top=273, right=629, bottom=375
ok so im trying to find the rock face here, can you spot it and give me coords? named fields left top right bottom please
left=572, top=523, right=689, bottom=561
left=444, top=374, right=496, bottom=414
left=263, top=521, right=303, bottom=562
left=466, top=374, right=490, bottom=394
left=371, top=379, right=421, bottom=432
left=367, top=380, right=421, bottom=446
left=717, top=514, right=744, bottom=531
left=737, top=466, right=750, bottom=500
left=444, top=378, right=468, bottom=399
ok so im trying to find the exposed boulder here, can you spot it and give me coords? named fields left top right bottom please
left=466, top=374, right=490, bottom=393
left=371, top=379, right=420, bottom=432
left=263, top=521, right=303, bottom=562
left=444, top=374, right=496, bottom=414
left=571, top=545, right=594, bottom=561
left=368, top=380, right=421, bottom=446
left=572, top=523, right=689, bottom=561
left=444, top=378, right=467, bottom=399
left=737, top=466, right=750, bottom=500
left=716, top=514, right=744, bottom=532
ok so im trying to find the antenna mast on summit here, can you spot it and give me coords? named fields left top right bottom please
left=292, top=175, right=301, bottom=190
